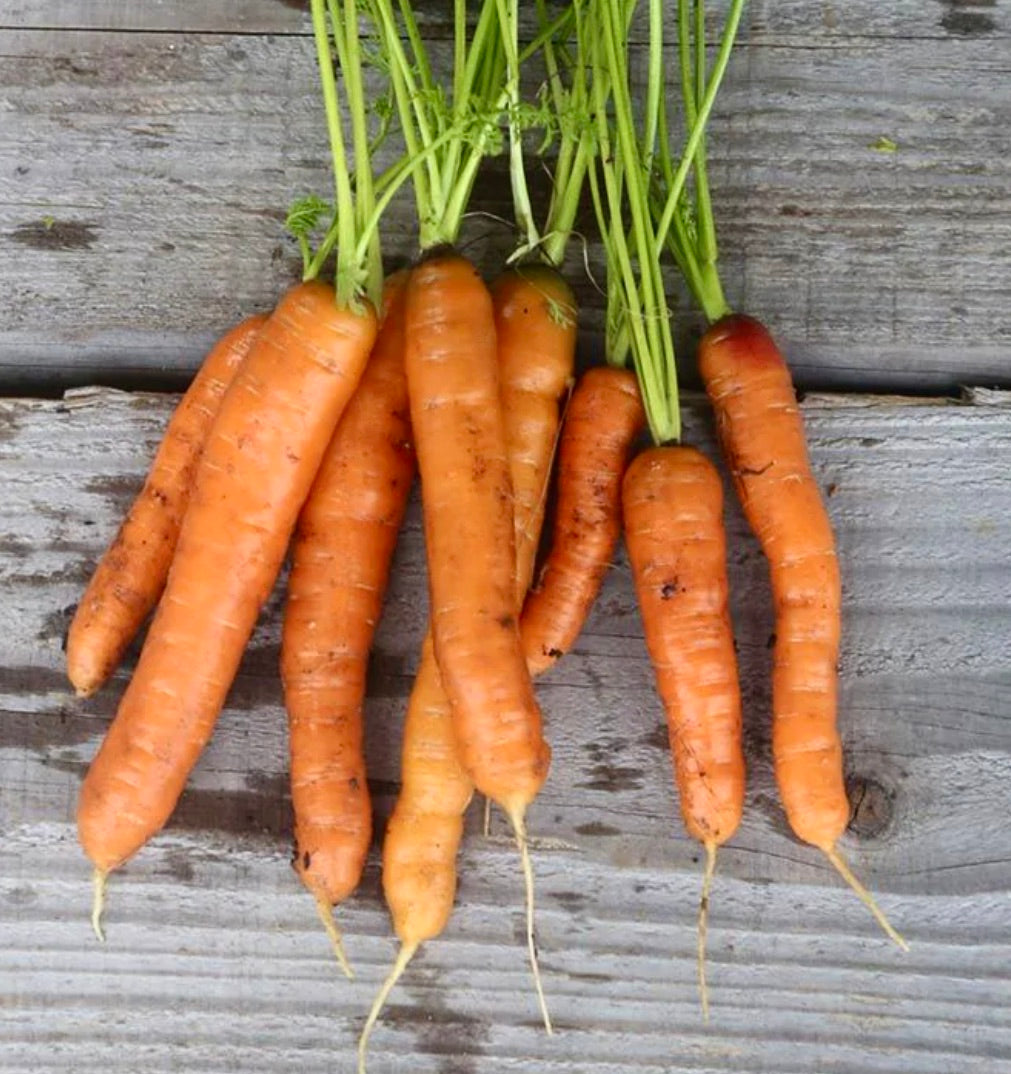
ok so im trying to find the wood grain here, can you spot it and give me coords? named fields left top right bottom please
left=1, top=387, right=1009, bottom=1073
left=0, top=3, right=1008, bottom=393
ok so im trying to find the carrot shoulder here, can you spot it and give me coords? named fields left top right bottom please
left=78, top=281, right=377, bottom=882
left=281, top=273, right=413, bottom=972
left=66, top=314, right=266, bottom=697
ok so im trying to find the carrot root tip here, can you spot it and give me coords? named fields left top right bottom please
left=696, top=841, right=717, bottom=1023
left=482, top=795, right=492, bottom=838
left=358, top=942, right=419, bottom=1074
left=823, top=844, right=909, bottom=952
left=90, top=869, right=108, bottom=943
left=508, top=807, right=553, bottom=1036
left=314, top=894, right=354, bottom=980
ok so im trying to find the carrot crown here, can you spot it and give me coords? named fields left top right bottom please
left=584, top=0, right=745, bottom=445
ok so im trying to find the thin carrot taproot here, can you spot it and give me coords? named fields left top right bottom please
left=66, top=314, right=265, bottom=698
left=520, top=365, right=644, bottom=675
left=281, top=271, right=413, bottom=977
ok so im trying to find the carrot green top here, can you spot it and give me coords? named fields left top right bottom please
left=285, top=0, right=388, bottom=312
left=494, top=1, right=594, bottom=272
left=583, top=0, right=746, bottom=446
left=653, top=0, right=747, bottom=326
left=363, top=0, right=511, bottom=253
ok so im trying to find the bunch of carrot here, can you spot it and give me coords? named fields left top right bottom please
left=64, top=0, right=906, bottom=1059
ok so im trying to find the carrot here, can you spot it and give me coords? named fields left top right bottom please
left=78, top=280, right=377, bottom=936
left=585, top=0, right=748, bottom=1015
left=697, top=316, right=907, bottom=949
left=281, top=272, right=412, bottom=977
left=370, top=638, right=473, bottom=1050
left=493, top=265, right=578, bottom=593
left=408, top=251, right=547, bottom=831
left=520, top=366, right=644, bottom=674
left=360, top=263, right=577, bottom=1064
left=622, top=446, right=744, bottom=1016
left=79, top=0, right=388, bottom=940
left=653, top=0, right=905, bottom=950
left=66, top=314, right=266, bottom=698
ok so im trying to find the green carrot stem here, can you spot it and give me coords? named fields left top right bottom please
left=588, top=0, right=677, bottom=445
left=690, top=0, right=719, bottom=272
left=311, top=0, right=356, bottom=307
left=370, top=0, right=507, bottom=252
left=653, top=0, right=746, bottom=258
left=497, top=0, right=539, bottom=254
left=371, top=0, right=439, bottom=224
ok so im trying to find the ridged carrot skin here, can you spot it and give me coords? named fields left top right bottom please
left=697, top=313, right=845, bottom=850
left=403, top=252, right=548, bottom=816
left=623, top=446, right=744, bottom=846
left=493, top=265, right=579, bottom=597
left=78, top=281, right=377, bottom=874
left=520, top=366, right=645, bottom=674
left=382, top=635, right=472, bottom=946
left=383, top=264, right=576, bottom=949
left=282, top=273, right=413, bottom=911
left=66, top=314, right=266, bottom=698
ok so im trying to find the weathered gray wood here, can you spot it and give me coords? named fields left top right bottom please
left=1, top=5, right=1009, bottom=393
left=1, top=0, right=1007, bottom=40
left=1, top=387, right=1009, bottom=1073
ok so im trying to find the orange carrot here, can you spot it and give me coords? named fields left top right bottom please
left=66, top=315, right=266, bottom=698
left=361, top=262, right=576, bottom=1063
left=494, top=265, right=578, bottom=597
left=520, top=366, right=644, bottom=674
left=78, top=280, right=377, bottom=939
left=378, top=634, right=472, bottom=967
left=404, top=251, right=549, bottom=821
left=698, top=314, right=906, bottom=949
left=281, top=273, right=413, bottom=976
left=622, top=444, right=745, bottom=1016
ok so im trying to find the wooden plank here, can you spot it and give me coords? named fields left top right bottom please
left=1, top=12, right=1009, bottom=393
left=1, top=0, right=1007, bottom=40
left=1, top=387, right=1009, bottom=1073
